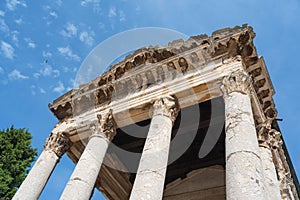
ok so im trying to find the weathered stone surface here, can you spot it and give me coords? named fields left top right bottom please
left=49, top=25, right=260, bottom=121
left=150, top=95, right=179, bottom=123
left=60, top=110, right=116, bottom=200
left=60, top=135, right=109, bottom=200
left=27, top=25, right=298, bottom=199
left=13, top=151, right=58, bottom=200
left=13, top=133, right=70, bottom=200
left=44, top=132, right=71, bottom=157
left=222, top=70, right=266, bottom=200
left=257, top=120, right=281, bottom=200
left=164, top=165, right=225, bottom=200
left=96, top=109, right=116, bottom=141
left=130, top=96, right=179, bottom=200
left=221, top=69, right=252, bottom=96
left=260, top=147, right=281, bottom=200
left=272, top=138, right=299, bottom=200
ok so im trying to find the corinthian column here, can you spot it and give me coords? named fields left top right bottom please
left=13, top=132, right=71, bottom=200
left=257, top=120, right=281, bottom=200
left=271, top=131, right=298, bottom=200
left=221, top=69, right=266, bottom=200
left=60, top=110, right=116, bottom=200
left=129, top=95, right=179, bottom=200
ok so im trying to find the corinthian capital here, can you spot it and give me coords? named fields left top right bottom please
left=90, top=109, right=116, bottom=141
left=221, top=69, right=252, bottom=96
left=44, top=132, right=71, bottom=158
left=257, top=119, right=282, bottom=149
left=150, top=95, right=179, bottom=123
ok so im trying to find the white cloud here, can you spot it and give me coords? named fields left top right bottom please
left=42, top=6, right=58, bottom=25
left=108, top=7, right=125, bottom=21
left=119, top=10, right=126, bottom=22
left=28, top=42, right=35, bottom=48
left=11, top=31, right=19, bottom=44
left=53, top=81, right=65, bottom=93
left=39, top=87, right=46, bottom=94
left=60, top=23, right=77, bottom=38
left=55, top=0, right=62, bottom=7
left=79, top=31, right=94, bottom=46
left=39, top=65, right=60, bottom=77
left=108, top=7, right=117, bottom=18
left=24, top=38, right=36, bottom=48
left=6, top=0, right=27, bottom=11
left=31, top=85, right=36, bottom=95
left=81, top=0, right=100, bottom=7
left=8, top=69, right=28, bottom=80
left=0, top=19, right=9, bottom=33
left=49, top=11, right=58, bottom=18
left=33, top=72, right=40, bottom=78
left=31, top=85, right=46, bottom=95
left=1, top=41, right=14, bottom=59
left=0, top=66, right=4, bottom=74
left=42, top=51, right=52, bottom=58
left=57, top=46, right=80, bottom=61
left=0, top=10, right=5, bottom=17
left=15, top=18, right=23, bottom=25
left=42, top=5, right=51, bottom=11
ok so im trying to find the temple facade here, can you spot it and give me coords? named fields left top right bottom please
left=13, top=25, right=299, bottom=200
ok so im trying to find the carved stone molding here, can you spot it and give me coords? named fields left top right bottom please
left=44, top=132, right=71, bottom=158
left=280, top=172, right=294, bottom=199
left=49, top=25, right=259, bottom=121
left=150, top=95, right=179, bottom=123
left=273, top=148, right=298, bottom=199
left=257, top=119, right=282, bottom=149
left=221, top=69, right=253, bottom=96
left=90, top=109, right=116, bottom=141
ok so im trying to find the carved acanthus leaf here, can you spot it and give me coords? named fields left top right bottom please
left=151, top=95, right=179, bottom=123
left=90, top=109, right=116, bottom=141
left=221, top=69, right=253, bottom=96
left=44, top=132, right=71, bottom=158
left=257, top=119, right=282, bottom=149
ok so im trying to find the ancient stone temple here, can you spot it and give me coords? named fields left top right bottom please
left=13, top=25, right=299, bottom=200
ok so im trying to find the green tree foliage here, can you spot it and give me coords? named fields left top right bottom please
left=0, top=126, right=37, bottom=199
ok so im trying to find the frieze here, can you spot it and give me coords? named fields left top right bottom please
left=49, top=25, right=275, bottom=125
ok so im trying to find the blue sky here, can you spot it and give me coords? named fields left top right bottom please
left=0, top=0, right=299, bottom=199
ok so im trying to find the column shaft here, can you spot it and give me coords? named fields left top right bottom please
left=222, top=70, right=266, bottom=200
left=130, top=115, right=172, bottom=200
left=13, top=132, right=70, bottom=200
left=129, top=96, right=179, bottom=200
left=60, top=134, right=109, bottom=200
left=257, top=123, right=281, bottom=200
left=60, top=110, right=115, bottom=200
left=274, top=148, right=297, bottom=200
left=259, top=146, right=281, bottom=200
left=13, top=150, right=59, bottom=200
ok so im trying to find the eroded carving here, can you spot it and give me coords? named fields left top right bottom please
left=178, top=57, right=188, bottom=73
left=44, top=132, right=71, bottom=157
left=257, top=119, right=281, bottom=149
left=150, top=95, right=179, bottom=123
left=221, top=69, right=253, bottom=96
left=90, top=109, right=116, bottom=141
left=145, top=70, right=155, bottom=87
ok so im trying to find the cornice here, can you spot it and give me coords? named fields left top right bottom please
left=48, top=25, right=277, bottom=140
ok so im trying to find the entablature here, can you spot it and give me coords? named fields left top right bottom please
left=49, top=25, right=277, bottom=142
